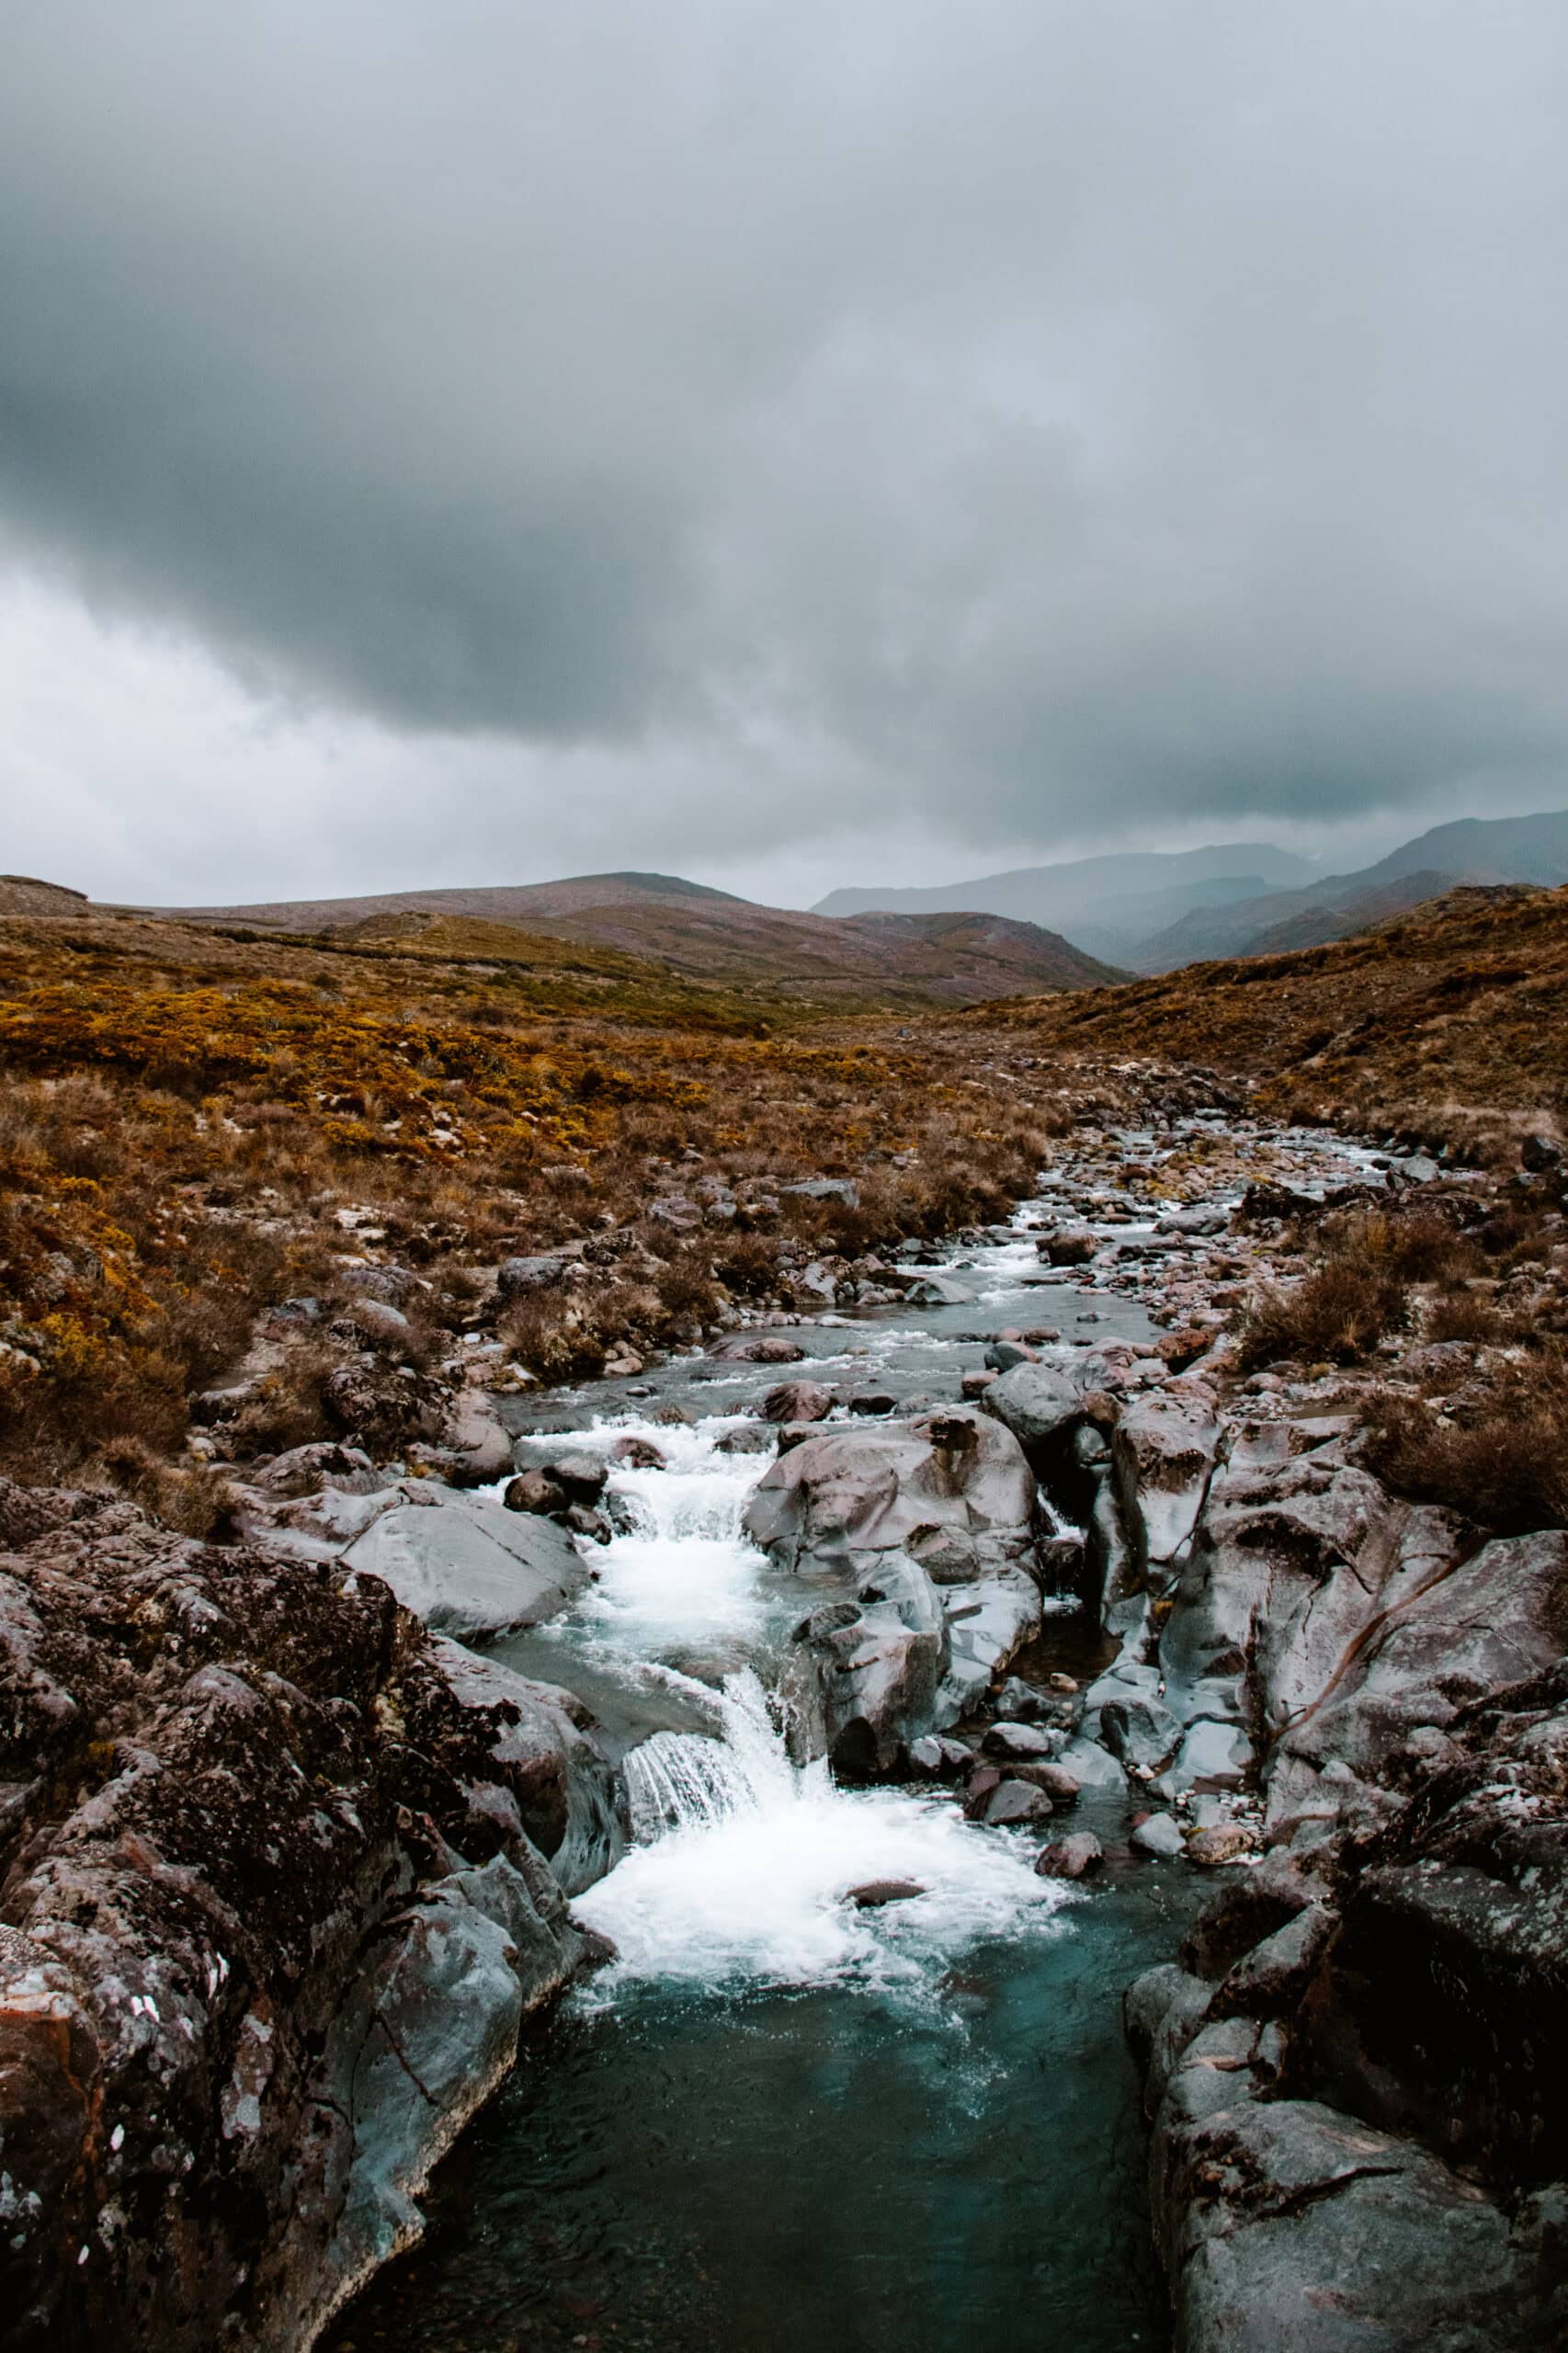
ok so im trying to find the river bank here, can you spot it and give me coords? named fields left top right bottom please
left=4, top=1087, right=1565, bottom=2348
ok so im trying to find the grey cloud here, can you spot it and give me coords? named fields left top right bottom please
left=4, top=0, right=1568, bottom=870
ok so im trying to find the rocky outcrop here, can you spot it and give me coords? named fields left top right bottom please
left=0, top=1479, right=619, bottom=2351
left=748, top=1410, right=1045, bottom=1771
left=744, top=1406, right=1038, bottom=1586
left=1101, top=1392, right=1568, bottom=2350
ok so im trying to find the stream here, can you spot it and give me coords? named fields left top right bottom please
left=326, top=1118, right=1379, bottom=2353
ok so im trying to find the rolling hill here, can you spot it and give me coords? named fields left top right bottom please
left=161, top=870, right=1123, bottom=1006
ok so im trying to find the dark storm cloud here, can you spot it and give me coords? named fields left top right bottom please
left=5, top=0, right=1568, bottom=862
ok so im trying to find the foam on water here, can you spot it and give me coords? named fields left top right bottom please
left=576, top=1673, right=1067, bottom=2003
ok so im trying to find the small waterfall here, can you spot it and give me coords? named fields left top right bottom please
left=625, top=1671, right=797, bottom=1841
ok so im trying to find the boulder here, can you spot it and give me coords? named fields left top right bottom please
left=901, top=1274, right=974, bottom=1307
left=1159, top=2099, right=1557, bottom=2353
left=511, top=1443, right=608, bottom=1504
left=977, top=1778, right=1055, bottom=1826
left=1130, top=1813, right=1187, bottom=1859
left=1035, top=1832, right=1103, bottom=1880
left=744, top=1408, right=1038, bottom=1587
left=495, top=1253, right=572, bottom=1298
left=710, top=1335, right=807, bottom=1364
left=982, top=1720, right=1057, bottom=1761
left=980, top=1360, right=1087, bottom=1483
left=779, top=1552, right=947, bottom=1778
left=759, top=1380, right=835, bottom=1425
left=340, top=1488, right=589, bottom=1641
left=1040, top=1227, right=1097, bottom=1265
left=503, top=1469, right=566, bottom=1517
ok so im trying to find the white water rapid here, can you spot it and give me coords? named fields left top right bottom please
left=576, top=1671, right=1067, bottom=2001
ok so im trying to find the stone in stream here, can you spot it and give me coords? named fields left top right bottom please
left=759, top=1379, right=835, bottom=1424
left=1040, top=1227, right=1097, bottom=1265
left=900, top=1273, right=975, bottom=1306
left=512, top=1442, right=608, bottom=1503
left=716, top=1421, right=775, bottom=1455
left=846, top=1879, right=926, bottom=1908
left=907, top=1733, right=973, bottom=1777
left=1006, top=1760, right=1082, bottom=1803
left=982, top=1720, right=1057, bottom=1761
left=1185, top=1821, right=1256, bottom=1868
left=992, top=1675, right=1043, bottom=1721
left=710, top=1334, right=808, bottom=1363
left=504, top=1468, right=568, bottom=1517
left=979, top=1779, right=1055, bottom=1826
left=1035, top=1832, right=1104, bottom=1880
left=744, top=1408, right=1037, bottom=1586
left=609, top=1434, right=667, bottom=1470
left=1130, top=1812, right=1187, bottom=1859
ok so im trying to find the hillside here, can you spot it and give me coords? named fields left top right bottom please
left=1136, top=805, right=1568, bottom=968
left=165, top=870, right=1121, bottom=1006
left=960, top=882, right=1568, bottom=1142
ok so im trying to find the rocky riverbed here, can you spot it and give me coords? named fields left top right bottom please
left=3, top=1093, right=1565, bottom=2349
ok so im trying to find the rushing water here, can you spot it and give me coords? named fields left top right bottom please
left=326, top=1122, right=1379, bottom=2353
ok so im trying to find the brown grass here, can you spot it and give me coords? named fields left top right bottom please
left=1365, top=1355, right=1568, bottom=1533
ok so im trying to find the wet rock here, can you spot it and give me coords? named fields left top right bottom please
left=846, top=1879, right=925, bottom=1908
left=1035, top=1832, right=1103, bottom=1880
left=1185, top=1821, right=1256, bottom=1868
left=562, top=1504, right=611, bottom=1543
left=744, top=1408, right=1038, bottom=1587
left=846, top=1390, right=898, bottom=1416
left=1131, top=1812, right=1187, bottom=1859
left=907, top=1733, right=972, bottom=1777
left=716, top=1422, right=775, bottom=1455
left=1007, top=1760, right=1081, bottom=1802
left=503, top=1469, right=568, bottom=1517
left=341, top=1488, right=589, bottom=1640
left=1159, top=2099, right=1559, bottom=2353
left=902, top=1274, right=974, bottom=1306
left=1211, top=1904, right=1335, bottom=2020
left=980, top=1360, right=1086, bottom=1482
left=759, top=1380, right=835, bottom=1424
left=511, top=1443, right=608, bottom=1504
left=992, top=1674, right=1043, bottom=1720
left=979, top=1778, right=1055, bottom=1826
left=710, top=1335, right=807, bottom=1364
left=1111, top=1386, right=1221, bottom=1575
left=609, top=1435, right=666, bottom=1470
left=779, top=1553, right=947, bottom=1778
left=1040, top=1227, right=1097, bottom=1265
left=982, top=1720, right=1057, bottom=1760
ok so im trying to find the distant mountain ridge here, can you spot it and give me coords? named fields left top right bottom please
left=814, top=842, right=1315, bottom=962
left=167, top=870, right=1120, bottom=1007
left=815, top=809, right=1568, bottom=971
left=1139, top=809, right=1568, bottom=968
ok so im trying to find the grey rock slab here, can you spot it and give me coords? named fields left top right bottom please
left=1163, top=2097, right=1544, bottom=2353
left=1112, top=1387, right=1221, bottom=1573
left=341, top=1489, right=589, bottom=1641
left=744, top=1408, right=1036, bottom=1585
left=1131, top=1812, right=1187, bottom=1860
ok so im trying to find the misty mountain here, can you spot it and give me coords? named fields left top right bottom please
left=1138, top=807, right=1568, bottom=969
left=813, top=843, right=1315, bottom=962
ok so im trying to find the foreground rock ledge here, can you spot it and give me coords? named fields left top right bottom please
left=0, top=1479, right=620, bottom=2351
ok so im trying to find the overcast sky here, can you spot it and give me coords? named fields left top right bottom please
left=4, top=0, right=1568, bottom=909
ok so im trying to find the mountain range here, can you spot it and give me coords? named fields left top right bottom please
left=816, top=808, right=1568, bottom=970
